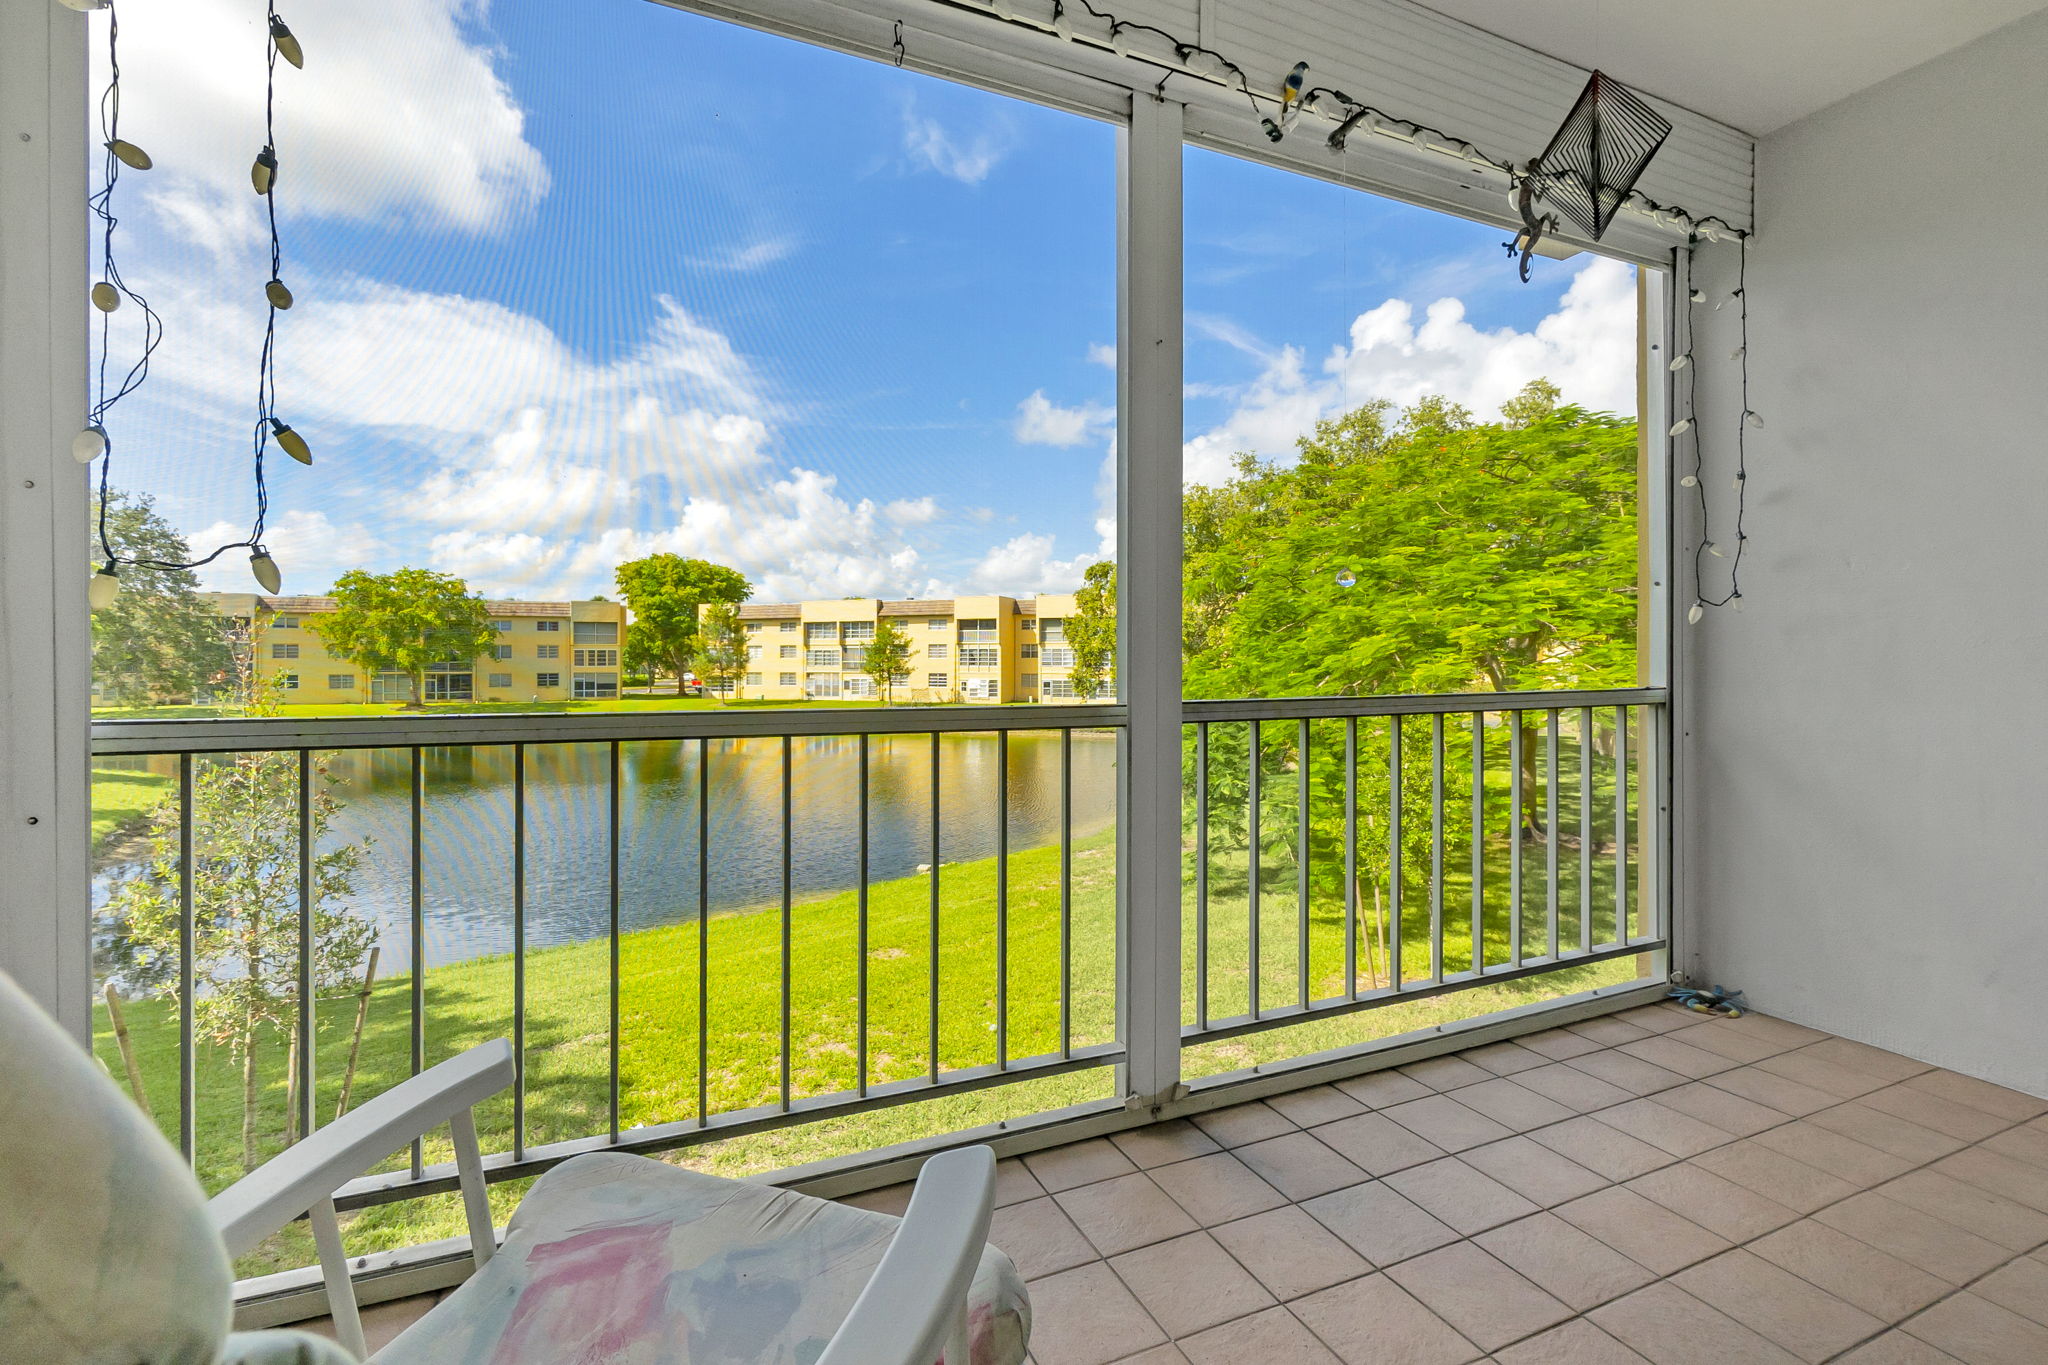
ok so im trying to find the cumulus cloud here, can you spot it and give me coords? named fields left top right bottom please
left=1014, top=390, right=1112, bottom=447
left=967, top=532, right=1099, bottom=595
left=901, top=101, right=1010, bottom=184
left=1087, top=343, right=1116, bottom=368
left=1183, top=256, right=1639, bottom=485
left=188, top=508, right=386, bottom=595
left=99, top=0, right=546, bottom=238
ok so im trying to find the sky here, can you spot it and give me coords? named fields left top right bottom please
left=89, top=0, right=1640, bottom=604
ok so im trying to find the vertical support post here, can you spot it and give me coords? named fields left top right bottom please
left=1579, top=707, right=1593, bottom=955
left=449, top=1107, right=495, bottom=1270
left=296, top=749, right=314, bottom=1143
left=607, top=740, right=621, bottom=1141
left=409, top=747, right=424, bottom=1177
left=696, top=737, right=709, bottom=1126
left=511, top=744, right=525, bottom=1160
left=779, top=733, right=792, bottom=1111
left=1060, top=727, right=1074, bottom=1057
left=308, top=1198, right=366, bottom=1361
left=996, top=729, right=1008, bottom=1069
left=1614, top=706, right=1629, bottom=946
left=1470, top=714, right=1485, bottom=974
left=1344, top=718, right=1357, bottom=997
left=857, top=733, right=870, bottom=1096
left=1297, top=718, right=1311, bottom=1009
left=1509, top=713, right=1523, bottom=965
left=1116, top=91, right=1184, bottom=1108
left=928, top=731, right=941, bottom=1084
left=1387, top=718, right=1402, bottom=991
left=178, top=753, right=195, bottom=1163
left=1546, top=710, right=1561, bottom=960
left=1248, top=720, right=1262, bottom=1018
left=1193, top=723, right=1207, bottom=1028
left=1430, top=714, right=1444, bottom=983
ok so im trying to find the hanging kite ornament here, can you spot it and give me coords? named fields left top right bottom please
left=1260, top=61, right=1309, bottom=142
left=1506, top=70, right=1673, bottom=280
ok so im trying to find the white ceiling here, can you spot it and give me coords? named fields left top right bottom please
left=1411, top=0, right=2048, bottom=133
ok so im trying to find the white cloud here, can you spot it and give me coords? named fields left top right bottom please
left=967, top=532, right=1099, bottom=595
left=99, top=0, right=547, bottom=237
left=1182, top=256, right=1639, bottom=485
left=900, top=101, right=1010, bottom=184
left=692, top=235, right=800, bottom=272
left=1087, top=343, right=1116, bottom=368
left=1013, top=390, right=1112, bottom=447
left=188, top=508, right=385, bottom=595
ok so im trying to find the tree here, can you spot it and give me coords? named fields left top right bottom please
left=1067, top=560, right=1117, bottom=700
left=692, top=602, right=749, bottom=700
left=89, top=490, right=232, bottom=703
left=102, top=676, right=374, bottom=1169
left=615, top=554, right=751, bottom=694
left=313, top=568, right=496, bottom=709
left=863, top=619, right=914, bottom=704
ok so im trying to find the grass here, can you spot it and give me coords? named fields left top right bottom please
left=90, top=697, right=1050, bottom=720
left=90, top=765, right=175, bottom=851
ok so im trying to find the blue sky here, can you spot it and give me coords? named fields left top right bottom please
left=92, top=0, right=1636, bottom=602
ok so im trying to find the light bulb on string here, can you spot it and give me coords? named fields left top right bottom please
left=1730, top=346, right=1745, bottom=361
left=91, top=282, right=120, bottom=313
left=269, top=16, right=305, bottom=67
left=266, top=278, right=294, bottom=310
left=1707, top=542, right=1725, bottom=557
left=1668, top=354, right=1689, bottom=372
left=88, top=562, right=120, bottom=610
left=106, top=139, right=152, bottom=170
left=1731, top=593, right=1744, bottom=613
left=1669, top=418, right=1691, bottom=436
left=1688, top=288, right=1704, bottom=303
left=270, top=418, right=312, bottom=465
left=72, top=426, right=107, bottom=464
left=251, top=146, right=278, bottom=196
left=1687, top=602, right=1704, bottom=625
left=1050, top=5, right=1071, bottom=39
left=58, top=0, right=110, bottom=11
left=1744, top=410, right=1764, bottom=430
left=1335, top=570, right=1357, bottom=588
left=1679, top=475, right=1698, bottom=487
left=250, top=548, right=283, bottom=594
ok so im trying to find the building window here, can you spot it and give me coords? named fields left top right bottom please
left=573, top=674, right=619, bottom=699
left=1041, top=647, right=1075, bottom=667
left=272, top=614, right=299, bottom=629
left=958, top=618, right=999, bottom=644
left=963, top=677, right=999, bottom=700
left=927, top=673, right=948, bottom=689
left=328, top=674, right=355, bottom=690
left=778, top=672, right=797, bottom=687
left=492, top=645, right=514, bottom=660
left=536, top=672, right=561, bottom=688
left=806, top=672, right=841, bottom=698
left=535, top=620, right=561, bottom=632
left=745, top=672, right=762, bottom=687
left=779, top=644, right=798, bottom=659
left=280, top=673, right=299, bottom=690
left=842, top=621, right=874, bottom=641
left=805, top=622, right=837, bottom=644
left=271, top=642, right=299, bottom=659
left=424, top=668, right=473, bottom=701
left=489, top=673, right=513, bottom=689
left=1041, top=619, right=1066, bottom=643
left=745, top=621, right=762, bottom=634
left=1021, top=673, right=1038, bottom=692
left=928, top=643, right=948, bottom=659
left=779, top=621, right=797, bottom=633
left=806, top=649, right=839, bottom=667
left=371, top=672, right=410, bottom=703
left=747, top=645, right=762, bottom=662
left=927, top=618, right=946, bottom=631
left=1020, top=619, right=1035, bottom=631
left=537, top=643, right=559, bottom=659
left=574, top=648, right=620, bottom=667
left=491, top=620, right=513, bottom=632
left=1020, top=643, right=1039, bottom=659
left=842, top=676, right=875, bottom=698
left=841, top=646, right=866, bottom=670
left=960, top=646, right=999, bottom=668
left=1042, top=677, right=1076, bottom=698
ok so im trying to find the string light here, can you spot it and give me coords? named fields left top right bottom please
left=1683, top=146, right=1760, bottom=623
left=83, top=0, right=309, bottom=606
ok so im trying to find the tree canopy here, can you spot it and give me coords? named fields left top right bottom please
left=692, top=602, right=749, bottom=699
left=1068, top=560, right=1116, bottom=700
left=864, top=619, right=914, bottom=703
left=313, top=568, right=496, bottom=708
left=89, top=490, right=232, bottom=703
left=615, top=554, right=751, bottom=694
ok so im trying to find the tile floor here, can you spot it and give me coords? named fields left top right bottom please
left=302, top=1001, right=2048, bottom=1364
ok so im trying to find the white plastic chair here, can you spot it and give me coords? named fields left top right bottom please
left=0, top=967, right=1026, bottom=1365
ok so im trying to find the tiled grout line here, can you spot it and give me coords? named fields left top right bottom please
left=1041, top=1008, right=2048, bottom=1364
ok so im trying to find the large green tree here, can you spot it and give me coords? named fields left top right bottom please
left=1067, top=560, right=1117, bottom=700
left=692, top=602, right=749, bottom=700
left=312, top=568, right=496, bottom=709
left=89, top=490, right=232, bottom=703
left=863, top=619, right=914, bottom=704
left=615, top=554, right=751, bottom=694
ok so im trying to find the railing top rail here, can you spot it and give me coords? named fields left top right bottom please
left=90, top=702, right=1130, bottom=755
left=1182, top=687, right=1666, bottom=723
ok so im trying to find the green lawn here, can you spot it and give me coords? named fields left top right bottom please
left=90, top=697, right=1053, bottom=720
left=90, top=766, right=176, bottom=851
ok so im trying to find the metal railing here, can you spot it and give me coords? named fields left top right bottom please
left=92, top=704, right=1127, bottom=1207
left=1181, top=688, right=1667, bottom=1041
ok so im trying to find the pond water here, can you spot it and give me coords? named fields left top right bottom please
left=96, top=731, right=1119, bottom=968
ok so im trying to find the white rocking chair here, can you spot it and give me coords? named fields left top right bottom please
left=0, top=969, right=1030, bottom=1364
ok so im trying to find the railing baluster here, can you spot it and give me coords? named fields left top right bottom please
left=1509, top=713, right=1523, bottom=967
left=1546, top=710, right=1561, bottom=960
left=779, top=734, right=792, bottom=1112
left=409, top=747, right=424, bottom=1179
left=1248, top=719, right=1262, bottom=1019
left=1344, top=717, right=1358, bottom=999
left=1430, top=713, right=1444, bottom=984
left=1194, top=722, right=1208, bottom=1030
left=997, top=729, right=1008, bottom=1070
left=928, top=731, right=941, bottom=1083
left=513, top=743, right=525, bottom=1160
left=1297, top=717, right=1311, bottom=1010
left=1614, top=706, right=1629, bottom=947
left=1388, top=717, right=1402, bottom=992
left=1470, top=713, right=1485, bottom=975
left=1060, top=728, right=1073, bottom=1058
left=696, top=737, right=709, bottom=1128
left=297, top=749, right=314, bottom=1144
left=608, top=740, right=621, bottom=1142
left=178, top=753, right=195, bottom=1166
left=1579, top=707, right=1593, bottom=956
left=857, top=734, right=870, bottom=1098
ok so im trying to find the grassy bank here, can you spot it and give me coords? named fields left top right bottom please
left=97, top=786, right=1640, bottom=1276
left=90, top=766, right=176, bottom=852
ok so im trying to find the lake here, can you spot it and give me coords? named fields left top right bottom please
left=96, top=730, right=1119, bottom=967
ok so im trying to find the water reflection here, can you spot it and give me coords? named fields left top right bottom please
left=98, top=732, right=1117, bottom=967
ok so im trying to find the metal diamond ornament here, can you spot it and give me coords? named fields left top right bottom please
left=1532, top=70, right=1672, bottom=241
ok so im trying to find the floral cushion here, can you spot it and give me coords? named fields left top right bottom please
left=0, top=969, right=233, bottom=1365
left=373, top=1151, right=1030, bottom=1365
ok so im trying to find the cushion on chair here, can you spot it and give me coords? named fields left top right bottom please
left=371, top=1151, right=1029, bottom=1365
left=0, top=969, right=234, bottom=1365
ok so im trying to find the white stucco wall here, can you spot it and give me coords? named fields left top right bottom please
left=1684, top=8, right=2048, bottom=1095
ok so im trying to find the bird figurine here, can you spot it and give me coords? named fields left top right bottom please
left=1261, top=61, right=1310, bottom=142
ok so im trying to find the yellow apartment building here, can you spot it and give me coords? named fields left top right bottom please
left=722, top=594, right=1107, bottom=704
left=197, top=593, right=630, bottom=706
